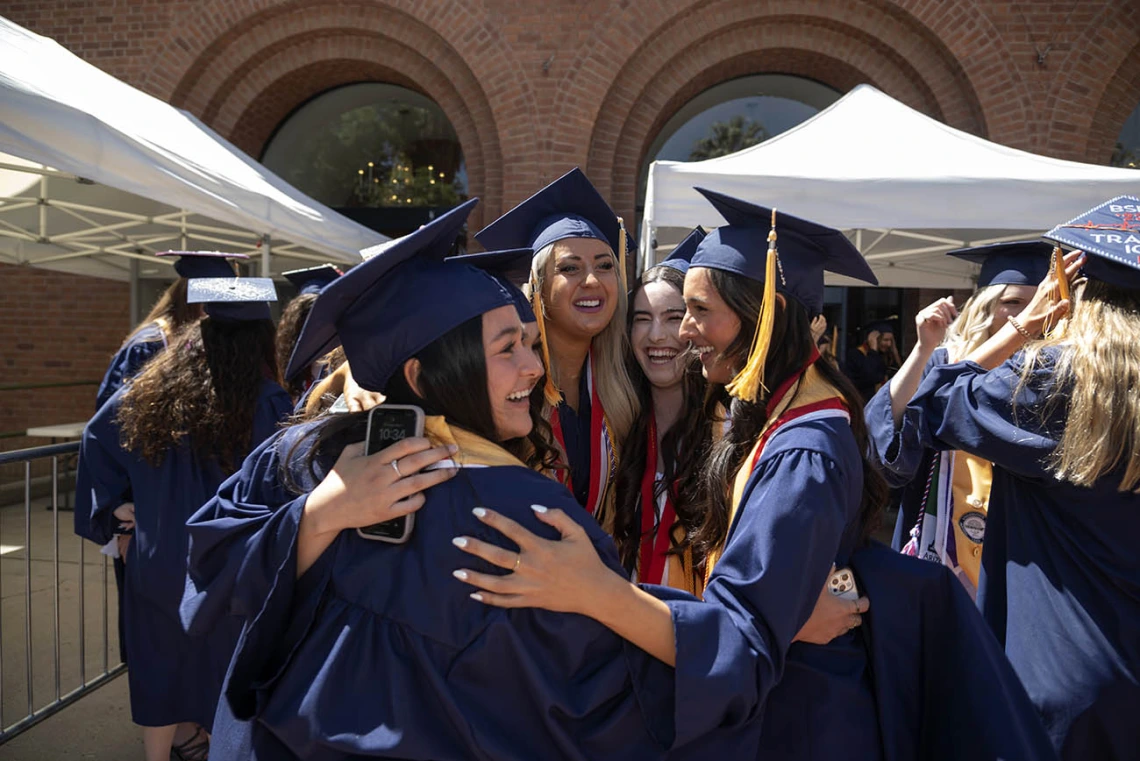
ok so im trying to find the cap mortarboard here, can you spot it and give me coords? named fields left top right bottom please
left=156, top=250, right=248, bottom=279
left=946, top=241, right=1053, bottom=288
left=689, top=188, right=877, bottom=402
left=187, top=277, right=276, bottom=322
left=285, top=199, right=515, bottom=392
left=656, top=227, right=705, bottom=275
left=448, top=248, right=536, bottom=322
left=1046, top=196, right=1140, bottom=290
left=864, top=320, right=895, bottom=336
left=283, top=264, right=342, bottom=296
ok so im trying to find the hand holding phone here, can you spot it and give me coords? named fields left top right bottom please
left=358, top=405, right=427, bottom=544
left=827, top=566, right=860, bottom=601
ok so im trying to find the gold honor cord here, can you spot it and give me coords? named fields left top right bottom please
left=726, top=209, right=779, bottom=403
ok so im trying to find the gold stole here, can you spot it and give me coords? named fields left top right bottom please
left=423, top=416, right=527, bottom=469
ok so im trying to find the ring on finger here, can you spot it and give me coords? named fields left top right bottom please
left=514, top=553, right=522, bottom=572
left=391, top=459, right=403, bottom=478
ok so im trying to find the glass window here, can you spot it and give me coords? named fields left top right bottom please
left=1111, top=104, right=1140, bottom=168
left=262, top=83, right=467, bottom=237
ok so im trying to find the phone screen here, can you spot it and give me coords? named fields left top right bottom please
left=360, top=406, right=423, bottom=540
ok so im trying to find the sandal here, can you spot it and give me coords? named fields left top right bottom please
left=170, top=727, right=210, bottom=761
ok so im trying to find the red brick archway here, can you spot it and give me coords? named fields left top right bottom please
left=1081, top=39, right=1140, bottom=166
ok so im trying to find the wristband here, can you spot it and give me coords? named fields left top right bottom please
left=1007, top=315, right=1036, bottom=340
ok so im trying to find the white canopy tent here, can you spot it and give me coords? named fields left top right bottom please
left=642, top=84, right=1140, bottom=289
left=0, top=16, right=386, bottom=283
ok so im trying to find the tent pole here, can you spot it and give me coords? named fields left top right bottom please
left=38, top=176, right=47, bottom=241
left=261, top=234, right=271, bottom=276
left=181, top=211, right=188, bottom=250
left=129, top=257, right=140, bottom=328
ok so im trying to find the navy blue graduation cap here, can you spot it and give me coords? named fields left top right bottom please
left=186, top=277, right=276, bottom=322
left=285, top=199, right=514, bottom=393
left=946, top=241, right=1052, bottom=288
left=283, top=264, right=342, bottom=296
left=690, top=187, right=878, bottom=402
left=448, top=248, right=535, bottom=322
left=865, top=320, right=896, bottom=336
left=156, top=250, right=247, bottom=279
left=1046, top=196, right=1140, bottom=290
left=657, top=227, right=705, bottom=275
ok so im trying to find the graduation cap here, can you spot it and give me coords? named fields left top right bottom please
left=946, top=241, right=1053, bottom=288
left=656, top=227, right=705, bottom=275
left=690, top=187, right=878, bottom=402
left=473, top=168, right=633, bottom=406
left=285, top=199, right=514, bottom=393
left=282, top=264, right=342, bottom=296
left=1046, top=196, right=1140, bottom=290
left=864, top=320, right=896, bottom=337
left=447, top=248, right=536, bottom=323
left=156, top=250, right=247, bottom=279
left=186, top=277, right=276, bottom=322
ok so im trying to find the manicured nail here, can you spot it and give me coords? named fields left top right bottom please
left=453, top=569, right=469, bottom=580
left=530, top=504, right=548, bottom=513
left=452, top=537, right=468, bottom=548
left=473, top=507, right=487, bottom=519
left=448, top=444, right=459, bottom=454
left=470, top=593, right=484, bottom=602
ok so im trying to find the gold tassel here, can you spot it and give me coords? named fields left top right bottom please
left=616, top=216, right=628, bottom=291
left=725, top=209, right=779, bottom=403
left=531, top=277, right=562, bottom=406
left=1045, top=245, right=1070, bottom=339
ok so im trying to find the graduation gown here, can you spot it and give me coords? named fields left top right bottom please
left=907, top=348, right=1140, bottom=760
left=550, top=356, right=616, bottom=517
left=183, top=417, right=679, bottom=760
left=844, top=344, right=887, bottom=403
left=75, top=379, right=292, bottom=727
left=659, top=360, right=883, bottom=761
left=94, top=321, right=167, bottom=410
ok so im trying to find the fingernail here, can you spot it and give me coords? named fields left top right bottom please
left=452, top=537, right=468, bottom=548
left=453, top=569, right=468, bottom=580
left=473, top=507, right=487, bottom=519
left=470, top=593, right=484, bottom=602
left=530, top=504, right=548, bottom=513
left=448, top=444, right=459, bottom=454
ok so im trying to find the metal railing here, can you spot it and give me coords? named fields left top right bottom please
left=0, top=441, right=124, bottom=744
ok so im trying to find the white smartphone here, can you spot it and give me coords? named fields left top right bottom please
left=357, top=404, right=425, bottom=544
left=827, top=566, right=860, bottom=602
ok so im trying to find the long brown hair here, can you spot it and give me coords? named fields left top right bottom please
left=128, top=278, right=201, bottom=341
left=1019, top=279, right=1140, bottom=491
left=276, top=293, right=319, bottom=402
left=285, top=314, right=560, bottom=493
left=117, top=317, right=279, bottom=472
left=612, top=265, right=713, bottom=575
left=689, top=269, right=888, bottom=573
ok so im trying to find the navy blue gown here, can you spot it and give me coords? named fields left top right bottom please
left=866, top=347, right=949, bottom=550
left=660, top=410, right=882, bottom=761
left=183, top=419, right=682, bottom=760
left=95, top=321, right=167, bottom=410
left=76, top=379, right=291, bottom=728
left=907, top=348, right=1140, bottom=760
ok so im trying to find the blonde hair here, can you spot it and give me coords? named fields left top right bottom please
left=528, top=241, right=640, bottom=449
left=942, top=283, right=1007, bottom=362
left=1019, top=280, right=1140, bottom=491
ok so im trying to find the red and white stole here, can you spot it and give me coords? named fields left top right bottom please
left=636, top=409, right=677, bottom=585
left=548, top=356, right=616, bottom=518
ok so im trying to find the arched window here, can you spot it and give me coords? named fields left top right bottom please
left=1111, top=103, right=1140, bottom=168
left=262, top=83, right=467, bottom=237
left=638, top=75, right=842, bottom=218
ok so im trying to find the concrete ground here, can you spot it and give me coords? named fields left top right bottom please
left=0, top=494, right=139, bottom=759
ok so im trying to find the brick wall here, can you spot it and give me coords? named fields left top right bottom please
left=0, top=263, right=130, bottom=456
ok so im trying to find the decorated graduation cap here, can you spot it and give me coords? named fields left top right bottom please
left=156, top=250, right=247, bottom=279
left=285, top=199, right=514, bottom=393
left=1046, top=196, right=1140, bottom=291
left=474, top=168, right=633, bottom=406
left=283, top=264, right=342, bottom=296
left=656, top=227, right=705, bottom=275
left=187, top=277, right=276, bottom=322
left=946, top=241, right=1053, bottom=288
left=690, top=187, right=878, bottom=403
left=448, top=248, right=536, bottom=322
